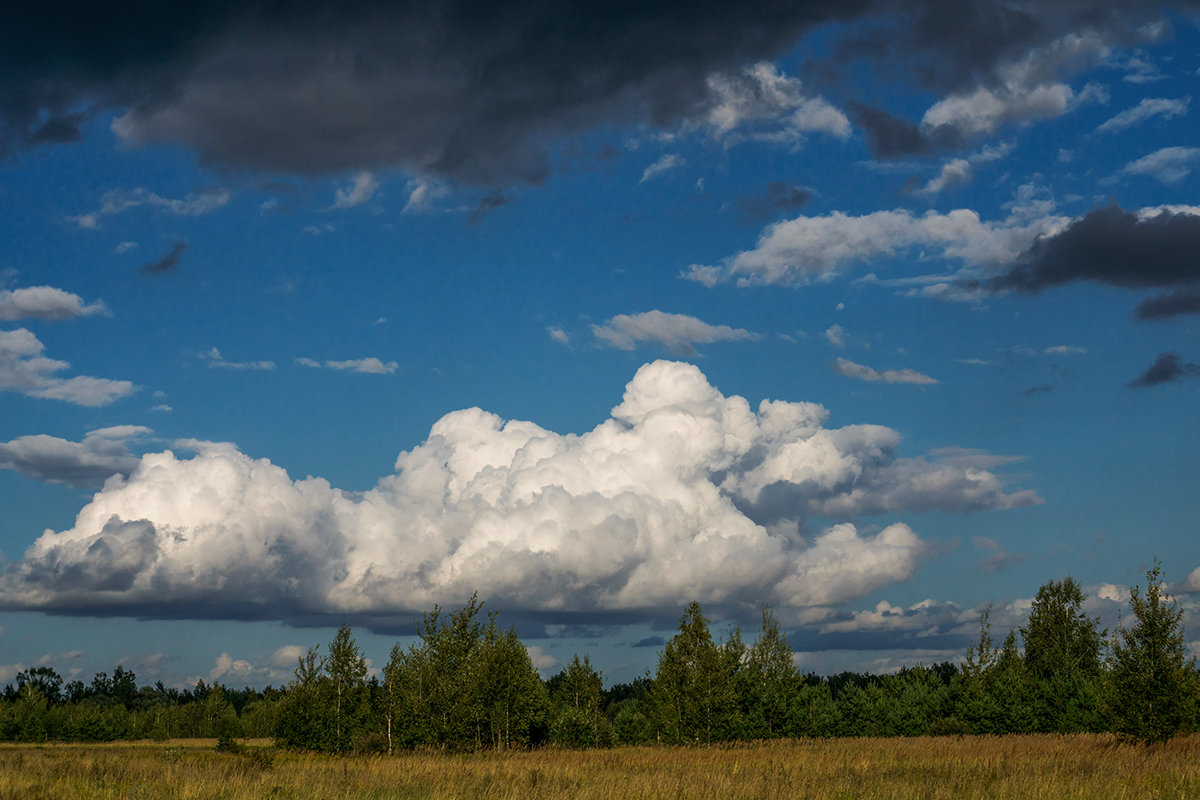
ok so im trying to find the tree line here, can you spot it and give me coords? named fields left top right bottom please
left=2, top=564, right=1195, bottom=748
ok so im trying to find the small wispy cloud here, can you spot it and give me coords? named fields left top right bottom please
left=332, top=171, right=380, bottom=209
left=296, top=356, right=398, bottom=374
left=832, top=357, right=937, bottom=385
left=640, top=154, right=685, bottom=184
left=202, top=347, right=275, bottom=371
left=71, top=187, right=230, bottom=229
left=592, top=310, right=759, bottom=356
left=1096, top=97, right=1189, bottom=135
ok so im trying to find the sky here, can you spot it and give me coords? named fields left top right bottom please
left=1, top=0, right=1198, bottom=690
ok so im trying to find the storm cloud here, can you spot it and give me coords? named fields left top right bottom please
left=993, top=206, right=1200, bottom=318
left=6, top=1, right=1197, bottom=182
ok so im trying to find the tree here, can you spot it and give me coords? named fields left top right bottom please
left=15, top=667, right=63, bottom=705
left=739, top=606, right=799, bottom=739
left=325, top=625, right=370, bottom=752
left=475, top=620, right=548, bottom=749
left=1107, top=562, right=1198, bottom=743
left=1020, top=577, right=1105, bottom=732
left=549, top=655, right=606, bottom=747
left=274, top=645, right=333, bottom=750
left=381, top=643, right=404, bottom=755
left=648, top=601, right=739, bottom=743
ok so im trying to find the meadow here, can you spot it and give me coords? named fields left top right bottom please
left=1, top=735, right=1197, bottom=800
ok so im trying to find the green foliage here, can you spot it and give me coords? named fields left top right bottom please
left=1020, top=577, right=1106, bottom=733
left=386, top=595, right=548, bottom=751
left=738, top=606, right=800, bottom=739
left=274, top=646, right=334, bottom=750
left=549, top=655, right=608, bottom=747
left=325, top=625, right=371, bottom=752
left=1107, top=562, right=1198, bottom=743
left=649, top=601, right=741, bottom=743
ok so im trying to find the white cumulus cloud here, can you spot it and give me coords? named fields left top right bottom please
left=0, top=328, right=137, bottom=406
left=0, top=286, right=107, bottom=321
left=684, top=206, right=1069, bottom=288
left=0, top=361, right=1037, bottom=624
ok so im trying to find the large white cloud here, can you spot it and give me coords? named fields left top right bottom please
left=0, top=361, right=1037, bottom=623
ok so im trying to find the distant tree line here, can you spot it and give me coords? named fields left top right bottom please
left=2, top=564, right=1195, bottom=748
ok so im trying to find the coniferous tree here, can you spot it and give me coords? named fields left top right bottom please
left=1107, top=562, right=1198, bottom=743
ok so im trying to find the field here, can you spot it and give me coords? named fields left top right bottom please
left=2, top=735, right=1198, bottom=800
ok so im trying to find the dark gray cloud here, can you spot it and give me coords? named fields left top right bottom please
left=142, top=241, right=185, bottom=274
left=1127, top=352, right=1200, bottom=388
left=0, top=426, right=148, bottom=488
left=1, top=1, right=871, bottom=184
left=832, top=0, right=1192, bottom=94
left=993, top=207, right=1200, bottom=300
left=738, top=181, right=813, bottom=220
left=466, top=191, right=514, bottom=225
left=6, top=2, right=1197, bottom=182
left=1134, top=286, right=1200, bottom=321
left=847, top=102, right=966, bottom=158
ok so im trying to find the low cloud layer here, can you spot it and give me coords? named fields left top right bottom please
left=0, top=361, right=1037, bottom=626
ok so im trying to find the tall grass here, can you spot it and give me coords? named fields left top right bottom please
left=2, top=735, right=1197, bottom=800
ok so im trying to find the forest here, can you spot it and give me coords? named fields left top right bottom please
left=2, top=564, right=1195, bottom=749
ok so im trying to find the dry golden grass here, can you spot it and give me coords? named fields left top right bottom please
left=1, top=735, right=1197, bottom=800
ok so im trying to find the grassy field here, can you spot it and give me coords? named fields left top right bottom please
left=1, top=735, right=1198, bottom=800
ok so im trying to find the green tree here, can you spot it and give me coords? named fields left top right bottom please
left=325, top=625, right=370, bottom=752
left=1020, top=577, right=1105, bottom=732
left=475, top=620, right=548, bottom=749
left=15, top=667, right=63, bottom=704
left=952, top=608, right=1000, bottom=732
left=274, top=645, right=333, bottom=750
left=648, top=601, right=739, bottom=743
left=739, top=606, right=799, bottom=739
left=1107, top=562, right=1198, bottom=743
left=549, top=655, right=606, bottom=747
left=381, top=643, right=404, bottom=755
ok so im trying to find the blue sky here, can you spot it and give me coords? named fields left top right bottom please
left=1, top=1, right=1198, bottom=688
